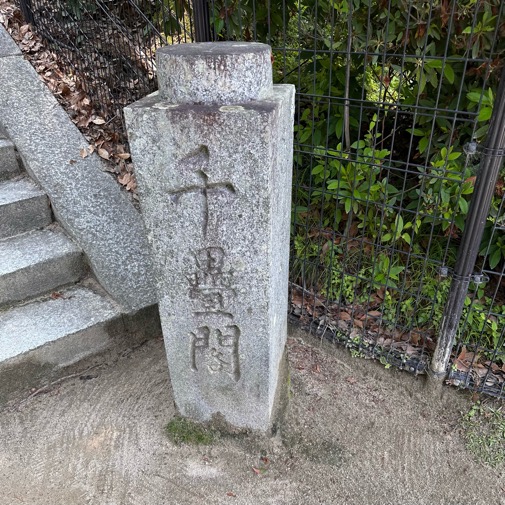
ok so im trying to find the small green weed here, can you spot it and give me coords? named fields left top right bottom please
left=350, top=349, right=365, bottom=358
left=379, top=356, right=392, bottom=369
left=461, top=401, right=505, bottom=467
left=165, top=417, right=215, bottom=446
left=292, top=231, right=505, bottom=362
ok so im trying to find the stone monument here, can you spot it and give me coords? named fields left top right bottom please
left=124, top=42, right=295, bottom=431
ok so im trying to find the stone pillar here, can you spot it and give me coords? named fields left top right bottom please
left=124, top=42, right=295, bottom=431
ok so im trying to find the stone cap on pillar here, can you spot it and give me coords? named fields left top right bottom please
left=156, top=42, right=273, bottom=105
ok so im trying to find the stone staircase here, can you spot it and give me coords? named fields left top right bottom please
left=0, top=132, right=126, bottom=400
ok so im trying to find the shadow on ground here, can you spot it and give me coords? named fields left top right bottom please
left=0, top=325, right=503, bottom=505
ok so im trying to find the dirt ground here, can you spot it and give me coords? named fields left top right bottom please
left=0, top=325, right=503, bottom=505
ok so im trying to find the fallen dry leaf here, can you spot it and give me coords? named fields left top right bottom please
left=291, top=290, right=303, bottom=308
left=353, top=318, right=364, bottom=329
left=59, top=83, right=71, bottom=96
left=98, top=148, right=110, bottom=160
left=337, top=311, right=352, bottom=321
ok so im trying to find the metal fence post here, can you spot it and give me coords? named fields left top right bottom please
left=430, top=66, right=505, bottom=379
left=193, top=0, right=212, bottom=42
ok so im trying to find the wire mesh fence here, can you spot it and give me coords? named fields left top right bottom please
left=18, top=0, right=193, bottom=120
left=16, top=0, right=505, bottom=396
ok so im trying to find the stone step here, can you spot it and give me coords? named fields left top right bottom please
left=0, top=137, right=20, bottom=181
left=0, top=227, right=85, bottom=307
left=0, top=177, right=52, bottom=239
left=0, top=285, right=122, bottom=381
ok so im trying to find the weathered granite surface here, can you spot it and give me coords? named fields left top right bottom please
left=125, top=43, right=295, bottom=431
left=126, top=92, right=294, bottom=430
left=0, top=177, right=51, bottom=238
left=156, top=42, right=272, bottom=105
left=0, top=285, right=120, bottom=364
left=0, top=227, right=84, bottom=306
left=0, top=26, right=21, bottom=57
left=0, top=25, right=155, bottom=312
left=0, top=138, right=20, bottom=180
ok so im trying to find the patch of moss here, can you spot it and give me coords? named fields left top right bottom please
left=165, top=417, right=215, bottom=446
left=461, top=401, right=505, bottom=468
